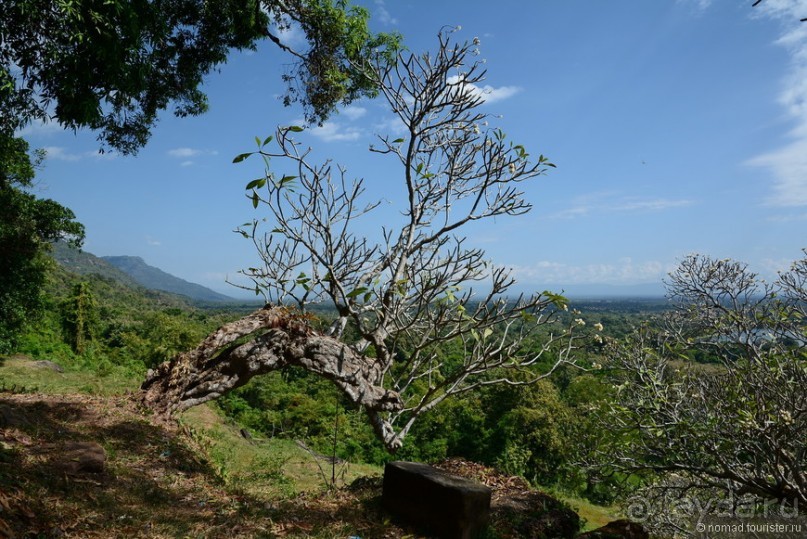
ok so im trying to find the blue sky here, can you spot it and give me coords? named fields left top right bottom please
left=19, top=0, right=807, bottom=298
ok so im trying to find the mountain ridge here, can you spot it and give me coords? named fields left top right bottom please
left=102, top=255, right=235, bottom=303
left=49, top=242, right=236, bottom=303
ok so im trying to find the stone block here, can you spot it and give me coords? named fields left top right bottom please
left=382, top=461, right=491, bottom=539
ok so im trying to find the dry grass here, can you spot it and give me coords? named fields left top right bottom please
left=0, top=392, right=412, bottom=538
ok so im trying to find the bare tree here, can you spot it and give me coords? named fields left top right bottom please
left=584, top=253, right=807, bottom=536
left=141, top=29, right=584, bottom=452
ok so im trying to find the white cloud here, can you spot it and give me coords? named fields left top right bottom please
left=341, top=105, right=368, bottom=121
left=746, top=1, right=807, bottom=207
left=44, top=146, right=82, bottom=162
left=447, top=75, right=523, bottom=104
left=759, top=256, right=796, bottom=276
left=146, top=236, right=162, bottom=246
left=308, top=121, right=364, bottom=142
left=167, top=147, right=202, bottom=158
left=480, top=85, right=523, bottom=104
left=374, top=0, right=398, bottom=26
left=166, top=147, right=217, bottom=166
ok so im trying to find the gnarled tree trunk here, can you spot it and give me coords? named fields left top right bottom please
left=140, top=305, right=404, bottom=450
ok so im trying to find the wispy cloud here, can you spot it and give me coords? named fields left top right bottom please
left=44, top=146, right=117, bottom=162
left=676, top=0, right=713, bottom=12
left=146, top=236, right=162, bottom=246
left=44, top=146, right=82, bottom=162
left=548, top=193, right=696, bottom=219
left=611, top=198, right=696, bottom=211
left=374, top=0, right=398, bottom=26
left=746, top=1, right=807, bottom=207
left=747, top=139, right=807, bottom=206
left=766, top=209, right=807, bottom=221
left=447, top=76, right=523, bottom=104
left=374, top=115, right=407, bottom=136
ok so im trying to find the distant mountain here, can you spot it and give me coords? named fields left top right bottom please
left=102, top=255, right=235, bottom=303
left=50, top=241, right=141, bottom=289
left=50, top=242, right=237, bottom=303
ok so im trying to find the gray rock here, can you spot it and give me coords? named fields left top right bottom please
left=382, top=461, right=491, bottom=539
left=31, top=360, right=64, bottom=373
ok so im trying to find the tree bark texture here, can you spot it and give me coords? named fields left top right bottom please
left=140, top=305, right=404, bottom=449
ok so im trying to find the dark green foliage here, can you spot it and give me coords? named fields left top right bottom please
left=278, top=0, right=401, bottom=125
left=14, top=260, right=233, bottom=379
left=219, top=366, right=391, bottom=464
left=0, top=137, right=85, bottom=352
left=220, top=364, right=592, bottom=490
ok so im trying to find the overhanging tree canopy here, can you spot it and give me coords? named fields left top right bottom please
left=1, top=0, right=400, bottom=153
